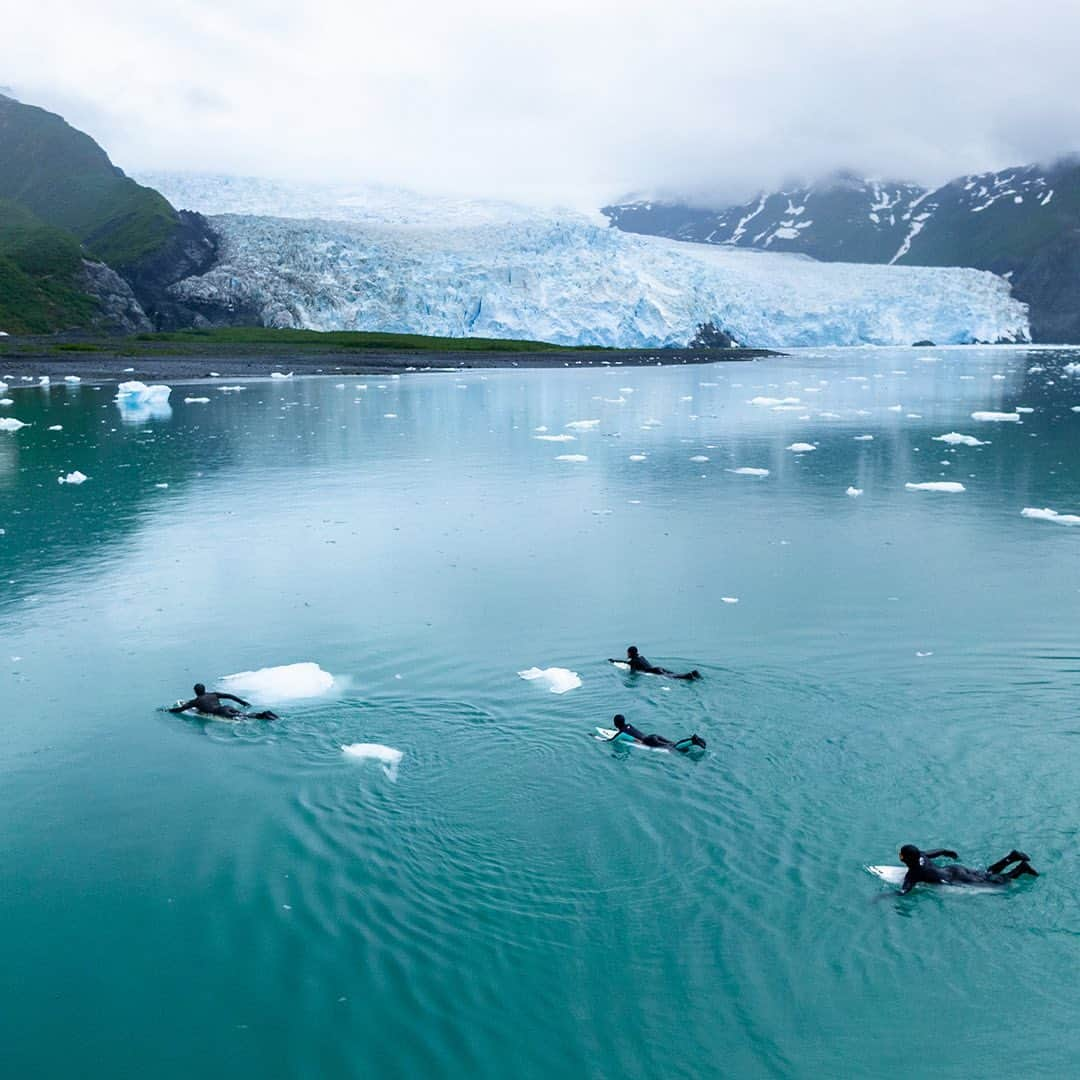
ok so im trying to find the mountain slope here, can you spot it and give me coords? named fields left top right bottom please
left=604, top=160, right=1080, bottom=341
left=0, top=93, right=219, bottom=330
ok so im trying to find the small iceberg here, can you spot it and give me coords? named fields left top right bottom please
left=116, top=381, right=171, bottom=404
left=58, top=470, right=88, bottom=485
left=728, top=467, right=769, bottom=476
left=721, top=596, right=739, bottom=604
left=971, top=411, right=1020, bottom=422
left=689, top=455, right=709, bottom=463
left=565, top=419, right=600, bottom=430
left=846, top=486, right=863, bottom=497
left=629, top=454, right=647, bottom=462
left=518, top=666, right=582, bottom=694
left=533, top=434, right=576, bottom=442
left=220, top=662, right=336, bottom=702
left=1021, top=507, right=1080, bottom=525
left=933, top=433, right=986, bottom=446
left=271, top=371, right=293, bottom=379
left=342, top=743, right=403, bottom=782
left=905, top=481, right=965, bottom=493
left=786, top=442, right=817, bottom=453
left=64, top=375, right=81, bottom=383
left=853, top=434, right=874, bottom=441
left=184, top=396, right=210, bottom=404
left=555, top=454, right=588, bottom=462
left=48, top=425, right=62, bottom=431
left=0, top=418, right=26, bottom=432
left=749, top=396, right=799, bottom=406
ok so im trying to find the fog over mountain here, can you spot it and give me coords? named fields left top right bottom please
left=7, top=0, right=1080, bottom=208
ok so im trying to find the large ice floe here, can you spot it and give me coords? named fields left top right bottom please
left=115, top=382, right=173, bottom=423
left=220, top=662, right=336, bottom=702
left=517, top=666, right=582, bottom=694
left=146, top=173, right=1029, bottom=349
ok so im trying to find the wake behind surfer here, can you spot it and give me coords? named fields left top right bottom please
left=897, top=845, right=1038, bottom=894
left=169, top=683, right=279, bottom=721
left=609, top=645, right=701, bottom=680
left=608, top=713, right=706, bottom=753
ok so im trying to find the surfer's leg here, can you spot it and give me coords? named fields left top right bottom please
left=988, top=850, right=1029, bottom=873
left=1005, top=860, right=1038, bottom=878
left=248, top=710, right=279, bottom=721
left=642, top=734, right=675, bottom=749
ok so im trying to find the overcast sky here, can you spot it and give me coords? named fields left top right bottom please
left=7, top=0, right=1080, bottom=208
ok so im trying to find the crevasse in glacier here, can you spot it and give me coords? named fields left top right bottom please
left=148, top=174, right=1029, bottom=348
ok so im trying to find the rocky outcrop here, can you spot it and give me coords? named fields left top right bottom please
left=79, top=260, right=152, bottom=333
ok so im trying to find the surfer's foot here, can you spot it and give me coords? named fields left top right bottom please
left=1008, top=850, right=1030, bottom=863
left=1018, top=862, right=1039, bottom=877
left=691, top=670, right=701, bottom=679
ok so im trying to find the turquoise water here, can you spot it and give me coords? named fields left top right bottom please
left=2, top=348, right=1079, bottom=1078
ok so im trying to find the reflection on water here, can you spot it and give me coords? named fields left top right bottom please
left=2, top=347, right=1080, bottom=1079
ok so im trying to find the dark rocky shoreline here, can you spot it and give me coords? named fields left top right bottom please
left=0, top=344, right=777, bottom=383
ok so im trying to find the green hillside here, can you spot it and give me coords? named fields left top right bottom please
left=0, top=93, right=178, bottom=270
left=0, top=198, right=98, bottom=332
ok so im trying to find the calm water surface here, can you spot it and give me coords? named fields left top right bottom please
left=2, top=348, right=1079, bottom=1078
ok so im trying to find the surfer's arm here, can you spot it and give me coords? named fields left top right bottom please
left=899, top=872, right=918, bottom=895
left=169, top=698, right=197, bottom=714
left=923, top=849, right=958, bottom=860
left=217, top=692, right=250, bottom=706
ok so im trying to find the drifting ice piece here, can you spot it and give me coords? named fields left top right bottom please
left=342, top=743, right=404, bottom=781
left=220, top=662, right=336, bottom=701
left=905, top=481, right=965, bottom=493
left=517, top=666, right=582, bottom=694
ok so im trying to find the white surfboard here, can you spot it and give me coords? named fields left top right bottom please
left=866, top=864, right=907, bottom=885
left=595, top=728, right=668, bottom=751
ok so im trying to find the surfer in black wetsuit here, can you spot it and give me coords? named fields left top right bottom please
left=898, top=845, right=1038, bottom=894
left=608, top=713, right=706, bottom=752
left=169, top=683, right=279, bottom=721
left=608, top=646, right=701, bottom=680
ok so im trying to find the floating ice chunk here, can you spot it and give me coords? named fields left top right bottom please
left=916, top=651, right=934, bottom=658
left=342, top=743, right=404, bottom=782
left=749, top=396, right=800, bottom=406
left=846, top=486, right=863, bottom=497
left=728, top=467, right=769, bottom=476
left=933, top=432, right=987, bottom=446
left=853, top=435, right=874, bottom=441
left=517, top=666, right=582, bottom=694
left=971, top=411, right=1020, bottom=422
left=690, top=455, right=709, bottom=463
left=1065, top=363, right=1080, bottom=375
left=184, top=396, right=210, bottom=404
left=1021, top=507, right=1080, bottom=525
left=1028, top=366, right=1045, bottom=374
left=534, top=434, right=575, bottom=442
left=886, top=404, right=903, bottom=412
left=991, top=374, right=1006, bottom=381
left=58, top=470, right=88, bottom=485
left=786, top=442, right=817, bottom=452
left=0, top=399, right=11, bottom=406
left=47, top=425, right=62, bottom=431
left=38, top=376, right=50, bottom=386
left=218, top=385, right=245, bottom=392
left=271, top=371, right=293, bottom=379
left=555, top=454, right=588, bottom=462
left=905, top=481, right=965, bottom=493
left=63, top=375, right=81, bottom=383
left=116, top=381, right=171, bottom=404
left=0, top=418, right=26, bottom=432
left=721, top=596, right=739, bottom=604
left=221, top=661, right=336, bottom=702
left=154, top=483, right=169, bottom=489
left=629, top=454, right=647, bottom=462
left=383, top=413, right=398, bottom=419
left=0, top=382, right=6, bottom=393
left=566, top=419, right=600, bottom=430
left=534, top=425, right=548, bottom=432
left=1016, top=407, right=1034, bottom=414
left=619, top=387, right=635, bottom=393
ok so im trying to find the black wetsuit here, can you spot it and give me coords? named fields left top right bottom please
left=900, top=850, right=1036, bottom=894
left=616, top=653, right=700, bottom=680
left=170, top=692, right=278, bottom=721
left=612, top=719, right=704, bottom=752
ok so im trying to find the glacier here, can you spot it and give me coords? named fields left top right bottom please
left=146, top=174, right=1030, bottom=349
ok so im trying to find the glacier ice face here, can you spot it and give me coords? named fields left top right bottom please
left=156, top=175, right=1029, bottom=349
